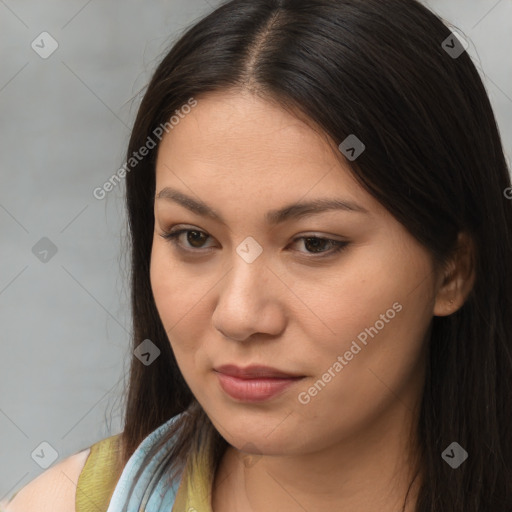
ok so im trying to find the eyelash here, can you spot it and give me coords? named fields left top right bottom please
left=159, top=227, right=349, bottom=259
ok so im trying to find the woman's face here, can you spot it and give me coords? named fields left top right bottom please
left=150, top=90, right=441, bottom=456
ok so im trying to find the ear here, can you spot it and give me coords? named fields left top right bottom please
left=433, top=231, right=476, bottom=317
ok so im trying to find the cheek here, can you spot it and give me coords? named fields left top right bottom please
left=287, top=256, right=406, bottom=360
left=291, top=246, right=433, bottom=408
left=150, top=242, right=200, bottom=320
left=149, top=243, right=212, bottom=369
left=150, top=245, right=178, bottom=320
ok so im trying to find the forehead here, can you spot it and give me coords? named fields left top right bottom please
left=159, top=91, right=337, bottom=167
left=153, top=90, right=378, bottom=216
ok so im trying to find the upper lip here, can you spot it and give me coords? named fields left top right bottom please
left=214, top=364, right=304, bottom=379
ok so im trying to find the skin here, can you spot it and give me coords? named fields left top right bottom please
left=150, top=89, right=475, bottom=511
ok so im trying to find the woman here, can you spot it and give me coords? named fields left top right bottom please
left=4, top=0, right=511, bottom=510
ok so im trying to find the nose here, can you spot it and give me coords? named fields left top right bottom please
left=211, top=253, right=287, bottom=342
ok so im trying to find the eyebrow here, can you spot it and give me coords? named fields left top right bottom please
left=155, top=187, right=369, bottom=226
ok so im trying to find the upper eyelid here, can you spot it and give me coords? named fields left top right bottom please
left=163, top=225, right=347, bottom=240
left=161, top=226, right=349, bottom=254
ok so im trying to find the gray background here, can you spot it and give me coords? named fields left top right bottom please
left=0, top=0, right=510, bottom=502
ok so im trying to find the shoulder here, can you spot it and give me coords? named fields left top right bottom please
left=2, top=448, right=91, bottom=512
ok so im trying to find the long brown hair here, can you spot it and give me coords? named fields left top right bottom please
left=117, top=0, right=512, bottom=509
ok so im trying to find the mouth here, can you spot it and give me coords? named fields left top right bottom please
left=213, top=364, right=306, bottom=402
left=214, top=364, right=304, bottom=379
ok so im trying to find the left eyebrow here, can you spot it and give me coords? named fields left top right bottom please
left=155, top=186, right=369, bottom=226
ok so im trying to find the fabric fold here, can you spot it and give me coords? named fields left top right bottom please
left=106, top=413, right=186, bottom=512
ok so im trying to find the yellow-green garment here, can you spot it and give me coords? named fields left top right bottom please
left=75, top=433, right=124, bottom=511
left=76, top=430, right=216, bottom=512
left=1, top=421, right=216, bottom=512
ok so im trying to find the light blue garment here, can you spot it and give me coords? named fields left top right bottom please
left=106, top=413, right=186, bottom=512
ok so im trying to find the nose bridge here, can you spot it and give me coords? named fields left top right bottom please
left=224, top=236, right=268, bottom=303
left=235, top=234, right=265, bottom=265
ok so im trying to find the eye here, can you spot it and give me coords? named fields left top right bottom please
left=160, top=228, right=215, bottom=251
left=159, top=226, right=349, bottom=258
left=294, top=236, right=348, bottom=256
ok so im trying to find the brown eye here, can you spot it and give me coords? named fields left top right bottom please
left=160, top=227, right=349, bottom=259
left=160, top=228, right=214, bottom=250
left=290, top=236, right=349, bottom=257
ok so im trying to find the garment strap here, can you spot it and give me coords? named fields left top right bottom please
left=76, top=433, right=123, bottom=512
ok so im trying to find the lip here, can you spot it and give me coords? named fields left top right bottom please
left=214, top=365, right=305, bottom=402
left=214, top=364, right=303, bottom=379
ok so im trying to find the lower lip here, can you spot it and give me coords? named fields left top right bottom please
left=215, top=372, right=304, bottom=402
